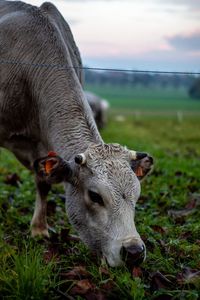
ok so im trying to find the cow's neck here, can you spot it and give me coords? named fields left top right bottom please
left=39, top=75, right=103, bottom=160
left=48, top=113, right=103, bottom=160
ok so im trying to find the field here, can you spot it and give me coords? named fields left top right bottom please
left=0, top=87, right=200, bottom=299
left=85, top=84, right=200, bottom=113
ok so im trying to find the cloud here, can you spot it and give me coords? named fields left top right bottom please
left=167, top=31, right=200, bottom=52
left=151, top=0, right=200, bottom=10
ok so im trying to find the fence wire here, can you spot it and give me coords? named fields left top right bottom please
left=0, top=59, right=200, bottom=76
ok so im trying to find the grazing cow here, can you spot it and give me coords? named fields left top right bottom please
left=0, top=1, right=153, bottom=267
left=85, top=91, right=109, bottom=129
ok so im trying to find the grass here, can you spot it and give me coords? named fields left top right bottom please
left=0, top=243, right=56, bottom=300
left=85, top=83, right=200, bottom=112
left=0, top=114, right=200, bottom=299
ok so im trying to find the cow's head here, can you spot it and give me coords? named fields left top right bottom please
left=34, top=143, right=153, bottom=267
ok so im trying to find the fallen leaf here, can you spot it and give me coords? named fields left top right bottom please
left=151, top=225, right=167, bottom=235
left=187, top=193, right=200, bottom=209
left=185, top=199, right=196, bottom=209
left=132, top=266, right=143, bottom=278
left=99, top=267, right=110, bottom=276
left=168, top=193, right=200, bottom=222
left=85, top=291, right=106, bottom=300
left=179, top=231, right=193, bottom=241
left=60, top=230, right=81, bottom=245
left=70, top=279, right=95, bottom=295
left=43, top=247, right=58, bottom=263
left=138, top=195, right=149, bottom=204
left=187, top=183, right=199, bottom=193
left=61, top=266, right=90, bottom=280
left=100, top=279, right=115, bottom=291
left=4, top=173, right=21, bottom=186
left=150, top=271, right=174, bottom=291
left=174, top=171, right=184, bottom=177
left=168, top=208, right=194, bottom=221
left=177, top=267, right=200, bottom=287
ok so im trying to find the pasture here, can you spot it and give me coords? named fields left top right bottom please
left=0, top=90, right=200, bottom=299
left=85, top=83, right=200, bottom=112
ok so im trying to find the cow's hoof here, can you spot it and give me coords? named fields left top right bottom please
left=31, top=226, right=50, bottom=238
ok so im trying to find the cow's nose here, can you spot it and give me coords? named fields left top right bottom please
left=120, top=244, right=145, bottom=267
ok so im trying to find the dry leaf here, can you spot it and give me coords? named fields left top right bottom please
left=70, top=279, right=95, bottom=295
left=151, top=225, right=167, bottom=235
left=177, top=267, right=200, bottom=287
left=132, top=266, right=143, bottom=278
left=62, top=266, right=90, bottom=280
left=150, top=271, right=174, bottom=290
left=4, top=173, right=21, bottom=186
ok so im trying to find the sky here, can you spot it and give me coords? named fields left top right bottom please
left=18, top=0, right=200, bottom=72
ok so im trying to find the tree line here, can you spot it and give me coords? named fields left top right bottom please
left=84, top=69, right=200, bottom=99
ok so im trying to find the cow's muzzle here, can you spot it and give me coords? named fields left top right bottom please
left=120, top=244, right=145, bottom=267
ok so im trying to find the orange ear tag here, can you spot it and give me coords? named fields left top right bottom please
left=135, top=166, right=143, bottom=177
left=45, top=159, right=56, bottom=174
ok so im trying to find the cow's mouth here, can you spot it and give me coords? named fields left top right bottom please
left=103, top=243, right=146, bottom=268
left=120, top=244, right=146, bottom=269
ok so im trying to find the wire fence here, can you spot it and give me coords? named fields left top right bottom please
left=1, top=59, right=200, bottom=76
left=1, top=58, right=200, bottom=120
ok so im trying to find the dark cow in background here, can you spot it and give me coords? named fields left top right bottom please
left=0, top=0, right=153, bottom=267
left=85, top=91, right=109, bottom=129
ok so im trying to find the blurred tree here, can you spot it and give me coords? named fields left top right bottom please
left=84, top=69, right=196, bottom=90
left=189, top=77, right=200, bottom=99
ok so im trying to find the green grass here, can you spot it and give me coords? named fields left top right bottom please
left=85, top=83, right=200, bottom=112
left=0, top=114, right=200, bottom=299
left=0, top=243, right=56, bottom=300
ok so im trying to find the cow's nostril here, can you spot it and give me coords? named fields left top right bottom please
left=121, top=244, right=145, bottom=267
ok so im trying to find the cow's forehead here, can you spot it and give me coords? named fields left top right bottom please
left=85, top=143, right=129, bottom=161
left=83, top=143, right=139, bottom=192
left=87, top=157, right=137, bottom=194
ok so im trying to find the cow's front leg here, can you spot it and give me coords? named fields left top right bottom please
left=31, top=180, right=51, bottom=238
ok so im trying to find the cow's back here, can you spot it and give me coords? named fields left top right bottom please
left=0, top=1, right=83, bottom=142
left=0, top=1, right=52, bottom=138
left=0, top=1, right=83, bottom=85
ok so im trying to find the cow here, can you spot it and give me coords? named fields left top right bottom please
left=0, top=1, right=153, bottom=267
left=85, top=91, right=109, bottom=129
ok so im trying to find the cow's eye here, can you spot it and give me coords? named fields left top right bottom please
left=88, top=190, right=104, bottom=206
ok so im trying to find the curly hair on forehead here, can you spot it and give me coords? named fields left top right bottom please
left=85, top=143, right=129, bottom=160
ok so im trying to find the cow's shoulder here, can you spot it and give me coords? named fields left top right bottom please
left=0, top=1, right=38, bottom=17
left=40, top=2, right=83, bottom=84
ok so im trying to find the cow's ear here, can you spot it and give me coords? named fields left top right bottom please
left=34, top=154, right=72, bottom=184
left=131, top=155, right=154, bottom=181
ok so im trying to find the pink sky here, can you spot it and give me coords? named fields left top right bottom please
left=23, top=0, right=200, bottom=71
